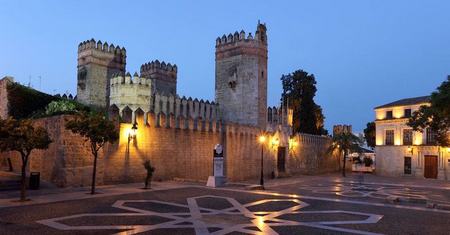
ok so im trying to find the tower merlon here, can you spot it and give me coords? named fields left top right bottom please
left=78, top=38, right=126, bottom=56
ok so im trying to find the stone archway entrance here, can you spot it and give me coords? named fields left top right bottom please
left=424, top=155, right=438, bottom=179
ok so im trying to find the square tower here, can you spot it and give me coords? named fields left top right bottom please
left=215, top=22, right=268, bottom=128
left=140, top=60, right=177, bottom=96
left=77, top=39, right=126, bottom=109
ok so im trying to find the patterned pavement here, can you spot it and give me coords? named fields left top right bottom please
left=37, top=195, right=383, bottom=235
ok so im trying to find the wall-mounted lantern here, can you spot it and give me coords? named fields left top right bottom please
left=289, top=138, right=298, bottom=152
left=128, top=123, right=138, bottom=145
left=407, top=146, right=413, bottom=155
left=271, top=137, right=280, bottom=149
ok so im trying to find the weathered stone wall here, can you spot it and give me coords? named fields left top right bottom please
left=109, top=73, right=152, bottom=115
left=0, top=77, right=12, bottom=119
left=215, top=23, right=268, bottom=129
left=77, top=39, right=126, bottom=108
left=2, top=115, right=96, bottom=187
left=2, top=114, right=338, bottom=187
left=287, top=133, right=339, bottom=175
left=140, top=60, right=177, bottom=96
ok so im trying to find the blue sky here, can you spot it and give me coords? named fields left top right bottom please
left=1, top=0, right=449, bottom=132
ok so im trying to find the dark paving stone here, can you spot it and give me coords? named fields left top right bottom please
left=272, top=225, right=350, bottom=234
left=196, top=196, right=234, bottom=210
left=278, top=212, right=367, bottom=223
left=246, top=200, right=299, bottom=212
left=61, top=215, right=173, bottom=226
left=123, top=201, right=190, bottom=213
left=138, top=228, right=196, bottom=235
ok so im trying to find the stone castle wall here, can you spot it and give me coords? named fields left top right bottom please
left=0, top=77, right=12, bottom=119
left=287, top=133, right=339, bottom=174
left=2, top=114, right=337, bottom=187
left=2, top=115, right=97, bottom=187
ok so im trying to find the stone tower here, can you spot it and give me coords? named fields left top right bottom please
left=140, top=60, right=177, bottom=96
left=215, top=22, right=268, bottom=128
left=77, top=39, right=126, bottom=109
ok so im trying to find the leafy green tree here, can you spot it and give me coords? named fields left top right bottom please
left=329, top=132, right=362, bottom=177
left=65, top=112, right=119, bottom=194
left=407, top=77, right=450, bottom=147
left=281, top=70, right=327, bottom=135
left=0, top=118, right=52, bottom=201
left=143, top=160, right=155, bottom=189
left=363, top=122, right=376, bottom=148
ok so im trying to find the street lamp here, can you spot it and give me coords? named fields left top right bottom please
left=258, top=134, right=266, bottom=189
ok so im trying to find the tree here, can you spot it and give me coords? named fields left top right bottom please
left=329, top=132, right=362, bottom=177
left=407, top=77, right=450, bottom=147
left=281, top=70, right=327, bottom=135
left=363, top=122, right=376, bottom=148
left=143, top=160, right=155, bottom=189
left=0, top=118, right=52, bottom=201
left=65, top=112, right=119, bottom=194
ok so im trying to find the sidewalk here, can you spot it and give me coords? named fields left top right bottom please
left=261, top=172, right=450, bottom=190
left=0, top=181, right=191, bottom=208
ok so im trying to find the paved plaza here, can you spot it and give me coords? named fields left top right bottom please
left=0, top=174, right=449, bottom=234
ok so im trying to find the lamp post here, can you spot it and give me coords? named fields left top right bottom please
left=258, top=135, right=266, bottom=189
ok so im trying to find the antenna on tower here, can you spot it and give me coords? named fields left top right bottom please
left=28, top=75, right=31, bottom=88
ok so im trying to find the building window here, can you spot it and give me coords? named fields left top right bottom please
left=426, top=128, right=437, bottom=145
left=403, top=129, right=413, bottom=145
left=386, top=111, right=393, bottom=119
left=404, top=109, right=412, bottom=118
left=385, top=130, right=394, bottom=145
left=404, top=157, right=412, bottom=174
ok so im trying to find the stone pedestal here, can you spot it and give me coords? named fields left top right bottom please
left=206, top=176, right=226, bottom=187
left=207, top=144, right=226, bottom=187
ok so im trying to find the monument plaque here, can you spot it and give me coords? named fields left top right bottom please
left=206, top=144, right=226, bottom=187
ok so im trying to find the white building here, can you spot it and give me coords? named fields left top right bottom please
left=374, top=96, right=449, bottom=180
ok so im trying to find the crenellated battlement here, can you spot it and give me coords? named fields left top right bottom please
left=78, top=38, right=126, bottom=56
left=109, top=72, right=153, bottom=113
left=141, top=60, right=177, bottom=75
left=215, top=30, right=256, bottom=45
left=151, top=93, right=219, bottom=122
left=215, top=22, right=267, bottom=48
left=267, top=105, right=292, bottom=127
left=110, top=72, right=152, bottom=86
left=140, top=60, right=178, bottom=96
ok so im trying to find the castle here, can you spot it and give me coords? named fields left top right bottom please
left=1, top=22, right=339, bottom=187
left=76, top=22, right=269, bottom=132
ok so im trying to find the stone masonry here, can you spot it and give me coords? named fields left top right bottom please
left=140, top=60, right=178, bottom=96
left=215, top=22, right=268, bottom=129
left=77, top=39, right=126, bottom=109
left=0, top=76, right=13, bottom=119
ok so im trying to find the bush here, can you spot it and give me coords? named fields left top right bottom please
left=7, top=82, right=58, bottom=119
left=363, top=157, right=373, bottom=167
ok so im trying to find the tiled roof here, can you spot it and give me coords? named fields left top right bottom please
left=374, top=96, right=430, bottom=109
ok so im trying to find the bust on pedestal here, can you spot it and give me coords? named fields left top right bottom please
left=206, top=144, right=226, bottom=187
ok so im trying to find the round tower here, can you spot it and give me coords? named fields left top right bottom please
left=77, top=39, right=126, bottom=109
left=215, top=22, right=268, bottom=129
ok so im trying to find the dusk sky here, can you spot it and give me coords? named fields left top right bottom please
left=1, top=0, right=449, bottom=132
